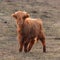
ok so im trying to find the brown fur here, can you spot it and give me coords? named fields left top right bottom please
left=12, top=11, right=46, bottom=53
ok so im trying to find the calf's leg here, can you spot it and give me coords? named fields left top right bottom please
left=38, top=31, right=46, bottom=52
left=27, top=39, right=35, bottom=52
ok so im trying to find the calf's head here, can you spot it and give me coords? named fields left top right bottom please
left=12, top=11, right=30, bottom=24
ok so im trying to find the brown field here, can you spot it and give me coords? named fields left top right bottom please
left=0, top=0, right=60, bottom=60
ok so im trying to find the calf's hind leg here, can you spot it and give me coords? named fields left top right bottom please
left=27, top=39, right=35, bottom=52
left=39, top=31, right=46, bottom=52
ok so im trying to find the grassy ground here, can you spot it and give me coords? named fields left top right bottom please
left=0, top=0, right=60, bottom=60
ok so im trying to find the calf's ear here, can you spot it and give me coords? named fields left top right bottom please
left=11, top=14, right=17, bottom=19
left=23, top=12, right=30, bottom=20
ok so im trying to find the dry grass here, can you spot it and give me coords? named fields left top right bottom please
left=0, top=0, right=60, bottom=60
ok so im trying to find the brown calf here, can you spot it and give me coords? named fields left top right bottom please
left=12, top=11, right=46, bottom=53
